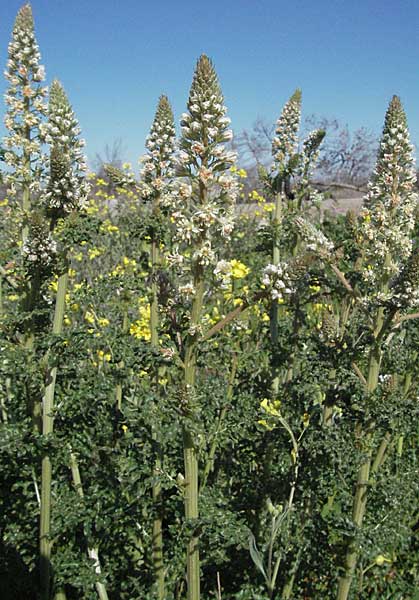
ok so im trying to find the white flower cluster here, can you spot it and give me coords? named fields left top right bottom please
left=41, top=80, right=89, bottom=213
left=262, top=263, right=294, bottom=302
left=299, top=129, right=325, bottom=185
left=214, top=259, right=232, bottom=289
left=3, top=4, right=48, bottom=193
left=22, top=221, right=57, bottom=266
left=360, top=96, right=418, bottom=292
left=271, top=89, right=301, bottom=168
left=294, top=216, right=335, bottom=260
left=139, top=95, right=176, bottom=201
left=166, top=55, right=238, bottom=268
left=389, top=247, right=419, bottom=308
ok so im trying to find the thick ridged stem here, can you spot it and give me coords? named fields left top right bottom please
left=115, top=307, right=128, bottom=411
left=183, top=263, right=205, bottom=600
left=270, top=191, right=282, bottom=397
left=40, top=269, right=68, bottom=600
left=22, top=94, right=31, bottom=245
left=69, top=451, right=109, bottom=600
left=150, top=226, right=165, bottom=600
left=337, top=307, right=384, bottom=600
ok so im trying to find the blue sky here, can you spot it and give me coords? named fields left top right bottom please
left=1, top=0, right=419, bottom=168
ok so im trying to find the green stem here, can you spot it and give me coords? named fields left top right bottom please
left=22, top=94, right=31, bottom=246
left=40, top=269, right=69, bottom=600
left=150, top=227, right=165, bottom=600
left=115, top=306, right=128, bottom=411
left=183, top=265, right=205, bottom=600
left=337, top=308, right=385, bottom=600
left=69, top=451, right=109, bottom=600
left=270, top=191, right=282, bottom=397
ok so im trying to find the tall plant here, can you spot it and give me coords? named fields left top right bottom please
left=141, top=94, right=176, bottom=600
left=166, top=54, right=238, bottom=600
left=3, top=3, right=47, bottom=245
left=336, top=95, right=418, bottom=599
left=38, top=79, right=89, bottom=600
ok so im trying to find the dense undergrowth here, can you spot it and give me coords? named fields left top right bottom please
left=1, top=5, right=419, bottom=600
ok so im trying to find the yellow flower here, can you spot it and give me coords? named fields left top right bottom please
left=49, top=279, right=58, bottom=292
left=375, top=554, right=391, bottom=566
left=122, top=424, right=128, bottom=433
left=7, top=294, right=19, bottom=301
left=129, top=310, right=151, bottom=341
left=250, top=190, right=265, bottom=203
left=263, top=202, right=274, bottom=213
left=260, top=398, right=281, bottom=417
left=97, top=317, right=110, bottom=327
left=96, top=178, right=107, bottom=186
left=123, top=256, right=136, bottom=267
left=97, top=349, right=111, bottom=362
left=88, top=247, right=104, bottom=260
left=100, top=219, right=119, bottom=234
left=85, top=311, right=95, bottom=325
left=230, top=259, right=250, bottom=279
left=0, top=198, right=9, bottom=206
left=86, top=202, right=99, bottom=214
left=258, top=419, right=274, bottom=431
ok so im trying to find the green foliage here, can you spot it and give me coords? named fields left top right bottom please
left=1, top=6, right=419, bottom=600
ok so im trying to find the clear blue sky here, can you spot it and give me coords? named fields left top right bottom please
left=1, top=0, right=419, bottom=168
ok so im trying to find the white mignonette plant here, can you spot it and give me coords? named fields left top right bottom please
left=3, top=4, right=48, bottom=234
left=169, top=54, right=238, bottom=600
left=42, top=79, right=90, bottom=218
left=359, top=95, right=418, bottom=304
left=166, top=54, right=239, bottom=294
left=140, top=94, right=177, bottom=202
left=271, top=88, right=302, bottom=176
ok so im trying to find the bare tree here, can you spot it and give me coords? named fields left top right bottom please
left=92, top=138, right=126, bottom=178
left=304, top=115, right=377, bottom=188
left=235, top=115, right=377, bottom=194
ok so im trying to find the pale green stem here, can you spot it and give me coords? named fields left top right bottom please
left=22, top=94, right=31, bottom=246
left=270, top=191, right=282, bottom=397
left=322, top=368, right=336, bottom=427
left=69, top=451, right=109, bottom=600
left=150, top=223, right=165, bottom=600
left=371, top=432, right=391, bottom=474
left=183, top=264, right=205, bottom=600
left=40, top=270, right=69, bottom=600
left=115, top=306, right=128, bottom=411
left=337, top=307, right=385, bottom=600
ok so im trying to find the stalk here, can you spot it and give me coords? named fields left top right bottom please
left=40, top=269, right=68, bottom=600
left=336, top=310, right=384, bottom=600
left=175, top=55, right=237, bottom=600
left=183, top=265, right=205, bottom=600
left=151, top=224, right=165, bottom=599
left=270, top=190, right=282, bottom=397
left=141, top=94, right=176, bottom=598
left=69, top=451, right=109, bottom=600
left=115, top=305, right=128, bottom=411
